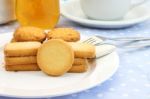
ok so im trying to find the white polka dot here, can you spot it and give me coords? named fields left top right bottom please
left=137, top=34, right=142, bottom=36
left=146, top=62, right=150, bottom=65
left=85, top=30, right=90, bottom=33
left=118, top=73, right=124, bottom=77
left=97, top=93, right=104, bottom=98
left=127, top=30, right=132, bottom=33
left=133, top=88, right=140, bottom=92
left=134, top=57, right=140, bottom=61
left=141, top=74, right=147, bottom=78
left=137, top=65, right=143, bottom=68
left=122, top=93, right=129, bottom=97
left=120, top=83, right=127, bottom=87
left=120, top=33, right=125, bottom=35
left=126, top=60, right=132, bottom=63
left=109, top=88, right=115, bottom=92
left=148, top=94, right=150, bottom=98
left=128, top=70, right=134, bottom=73
left=130, top=78, right=137, bottom=82
left=144, top=54, right=149, bottom=57
left=144, top=83, right=150, bottom=87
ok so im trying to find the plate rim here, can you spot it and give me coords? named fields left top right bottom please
left=0, top=33, right=119, bottom=98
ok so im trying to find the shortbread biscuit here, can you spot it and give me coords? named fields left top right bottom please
left=69, top=42, right=95, bottom=58
left=14, top=26, right=46, bottom=42
left=5, top=64, right=87, bottom=72
left=37, top=39, right=74, bottom=76
left=47, top=28, right=80, bottom=42
left=73, top=58, right=87, bottom=65
left=68, top=64, right=88, bottom=73
left=5, top=64, right=40, bottom=71
left=11, top=38, right=17, bottom=42
left=5, top=56, right=37, bottom=65
left=4, top=42, right=41, bottom=57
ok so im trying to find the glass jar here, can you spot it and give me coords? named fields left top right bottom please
left=16, top=0, right=60, bottom=29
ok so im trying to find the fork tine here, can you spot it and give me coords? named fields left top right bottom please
left=87, top=39, right=97, bottom=44
left=83, top=36, right=105, bottom=45
left=84, top=38, right=97, bottom=44
left=82, top=38, right=93, bottom=43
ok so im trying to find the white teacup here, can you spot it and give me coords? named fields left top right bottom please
left=80, top=0, right=148, bottom=20
left=0, top=0, right=16, bottom=24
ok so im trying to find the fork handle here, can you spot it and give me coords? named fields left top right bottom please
left=96, top=35, right=150, bottom=41
left=108, top=37, right=150, bottom=41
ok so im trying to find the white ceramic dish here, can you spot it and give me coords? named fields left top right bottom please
left=61, top=0, right=150, bottom=28
left=0, top=33, right=119, bottom=98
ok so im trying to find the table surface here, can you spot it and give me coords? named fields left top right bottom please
left=0, top=1, right=150, bottom=98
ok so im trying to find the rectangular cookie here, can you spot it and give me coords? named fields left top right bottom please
left=69, top=42, right=95, bottom=58
left=5, top=56, right=86, bottom=66
left=68, top=64, right=88, bottom=73
left=5, top=56, right=37, bottom=65
left=73, top=58, right=87, bottom=65
left=5, top=64, right=88, bottom=73
left=5, top=64, right=40, bottom=71
left=4, top=42, right=41, bottom=57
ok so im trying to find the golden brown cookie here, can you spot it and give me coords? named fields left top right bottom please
left=73, top=58, right=87, bottom=65
left=5, top=56, right=37, bottom=65
left=11, top=38, right=17, bottom=42
left=69, top=42, right=96, bottom=58
left=68, top=64, right=88, bottom=73
left=14, top=26, right=46, bottom=42
left=5, top=64, right=40, bottom=71
left=5, top=64, right=87, bottom=72
left=4, top=42, right=41, bottom=57
left=37, top=39, right=74, bottom=76
left=47, top=28, right=80, bottom=42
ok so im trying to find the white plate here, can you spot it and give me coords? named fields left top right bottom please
left=61, top=0, right=150, bottom=28
left=0, top=33, right=119, bottom=98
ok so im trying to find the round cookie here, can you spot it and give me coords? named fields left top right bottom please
left=47, top=28, right=80, bottom=42
left=37, top=39, right=74, bottom=76
left=14, top=26, right=46, bottom=42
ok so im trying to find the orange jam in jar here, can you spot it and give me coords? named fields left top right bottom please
left=16, top=0, right=60, bottom=29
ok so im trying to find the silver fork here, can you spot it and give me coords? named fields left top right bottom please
left=82, top=36, right=116, bottom=58
left=83, top=36, right=150, bottom=48
left=95, top=35, right=150, bottom=41
left=82, top=36, right=110, bottom=46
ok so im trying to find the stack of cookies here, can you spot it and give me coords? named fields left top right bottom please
left=4, top=42, right=41, bottom=71
left=4, top=26, right=46, bottom=71
left=4, top=26, right=96, bottom=76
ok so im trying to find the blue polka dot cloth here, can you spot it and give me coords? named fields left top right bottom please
left=0, top=16, right=149, bottom=99
left=0, top=1, right=150, bottom=98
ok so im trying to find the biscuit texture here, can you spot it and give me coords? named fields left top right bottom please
left=73, top=58, right=87, bottom=65
left=11, top=38, right=17, bottom=42
left=69, top=42, right=95, bottom=58
left=47, top=28, right=80, bottom=42
left=5, top=64, right=40, bottom=71
left=5, top=64, right=87, bottom=72
left=14, top=26, right=46, bottom=42
left=37, top=39, right=74, bottom=76
left=5, top=56, right=37, bottom=65
left=68, top=64, right=88, bottom=73
left=4, top=42, right=41, bottom=57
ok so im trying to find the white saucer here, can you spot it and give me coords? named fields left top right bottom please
left=61, top=0, right=150, bottom=28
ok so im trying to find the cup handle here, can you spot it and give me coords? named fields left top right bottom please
left=131, top=0, right=148, bottom=9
